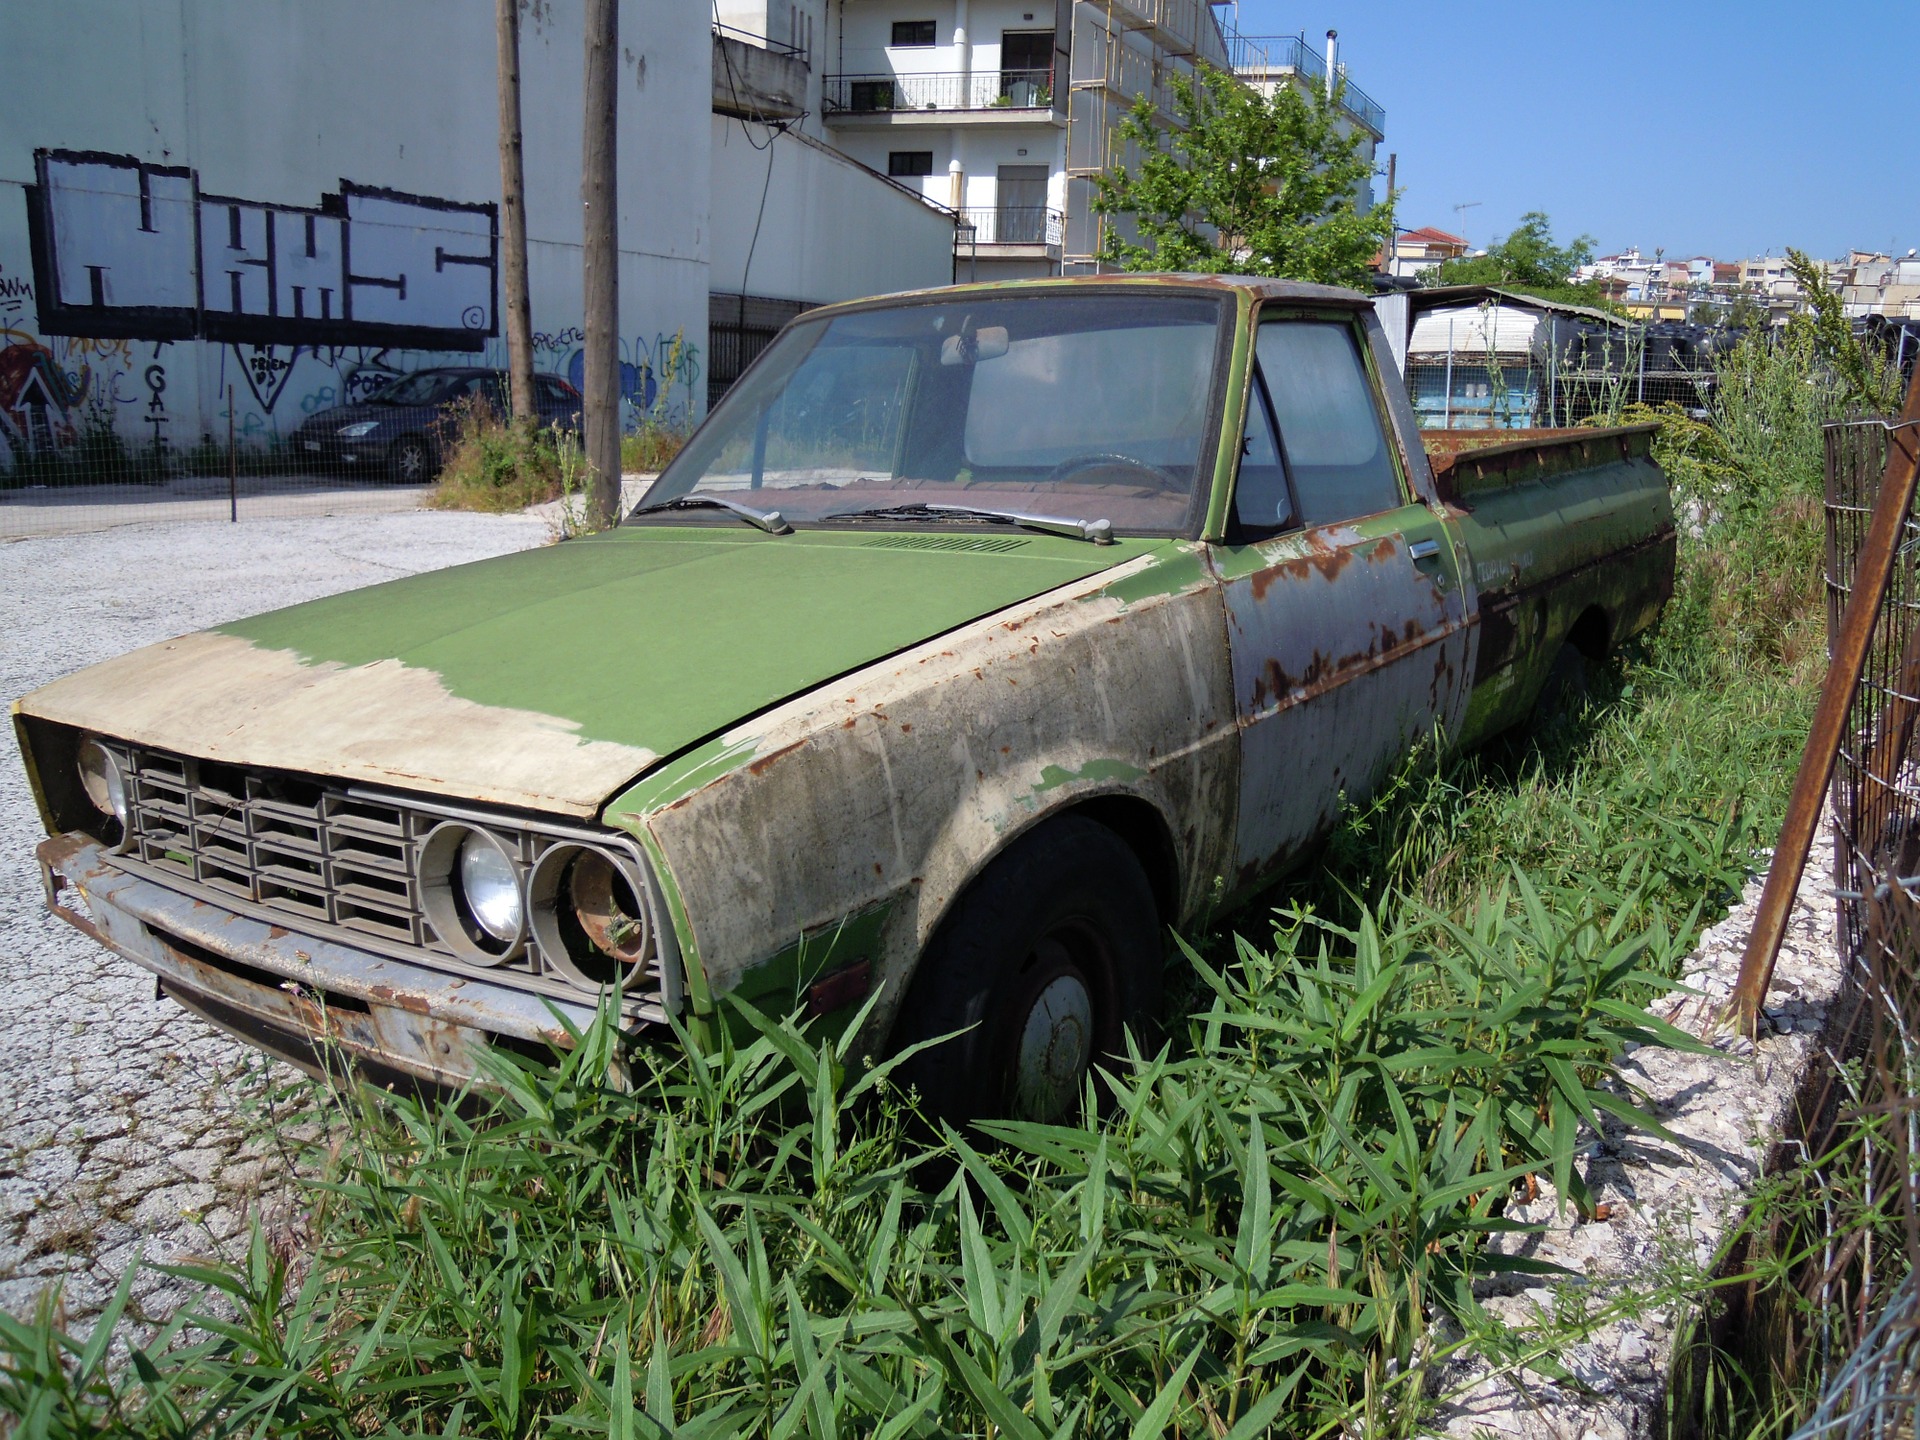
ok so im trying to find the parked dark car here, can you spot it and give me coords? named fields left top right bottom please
left=291, top=368, right=583, bottom=482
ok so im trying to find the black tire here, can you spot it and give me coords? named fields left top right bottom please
left=891, top=816, right=1162, bottom=1127
left=390, top=435, right=432, bottom=484
left=1530, top=641, right=1591, bottom=732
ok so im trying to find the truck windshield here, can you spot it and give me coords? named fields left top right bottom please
left=634, top=293, right=1227, bottom=535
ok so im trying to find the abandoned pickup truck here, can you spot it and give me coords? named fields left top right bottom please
left=17, top=276, right=1674, bottom=1124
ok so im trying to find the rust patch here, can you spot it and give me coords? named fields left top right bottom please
left=39, top=831, right=93, bottom=868
left=265, top=925, right=289, bottom=941
left=1249, top=541, right=1357, bottom=601
left=746, top=739, right=807, bottom=777
left=1369, top=538, right=1398, bottom=564
left=369, top=984, right=432, bottom=1015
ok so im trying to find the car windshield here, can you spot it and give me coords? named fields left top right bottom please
left=634, top=292, right=1228, bottom=534
left=372, top=373, right=462, bottom=405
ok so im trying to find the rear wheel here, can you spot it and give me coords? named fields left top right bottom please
left=390, top=435, right=431, bottom=484
left=1530, top=641, right=1591, bottom=732
left=892, top=816, right=1162, bottom=1127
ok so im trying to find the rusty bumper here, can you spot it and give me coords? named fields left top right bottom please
left=36, top=832, right=590, bottom=1088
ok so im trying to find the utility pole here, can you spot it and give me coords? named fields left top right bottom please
left=496, top=0, right=535, bottom=427
left=582, top=0, right=621, bottom=529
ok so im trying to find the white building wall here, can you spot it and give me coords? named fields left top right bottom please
left=710, top=119, right=957, bottom=302
left=0, top=0, right=710, bottom=467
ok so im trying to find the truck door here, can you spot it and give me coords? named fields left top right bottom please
left=1215, top=310, right=1474, bottom=882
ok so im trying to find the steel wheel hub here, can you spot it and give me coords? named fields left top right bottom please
left=1011, top=970, right=1094, bottom=1121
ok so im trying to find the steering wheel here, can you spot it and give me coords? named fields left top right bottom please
left=1042, top=452, right=1183, bottom=491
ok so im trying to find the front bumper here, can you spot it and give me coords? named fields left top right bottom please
left=296, top=435, right=387, bottom=469
left=37, top=833, right=593, bottom=1088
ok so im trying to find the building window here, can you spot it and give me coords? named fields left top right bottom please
left=891, top=19, right=937, bottom=46
left=889, top=151, right=935, bottom=178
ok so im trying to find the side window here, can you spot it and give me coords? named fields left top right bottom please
left=1255, top=319, right=1404, bottom=525
left=1233, top=365, right=1293, bottom=534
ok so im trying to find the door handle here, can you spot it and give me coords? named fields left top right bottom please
left=1407, top=538, right=1442, bottom=561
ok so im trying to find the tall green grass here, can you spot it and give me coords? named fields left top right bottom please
left=1, top=896, right=1710, bottom=1440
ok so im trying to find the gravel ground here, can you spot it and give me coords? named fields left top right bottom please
left=0, top=511, right=546, bottom=1330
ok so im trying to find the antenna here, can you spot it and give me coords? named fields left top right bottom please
left=1452, top=201, right=1481, bottom=247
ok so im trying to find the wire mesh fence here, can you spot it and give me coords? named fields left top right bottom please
left=1765, top=415, right=1920, bottom=1439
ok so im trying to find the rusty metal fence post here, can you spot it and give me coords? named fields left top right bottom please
left=1729, top=367, right=1920, bottom=1033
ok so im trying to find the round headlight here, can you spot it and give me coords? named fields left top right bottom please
left=78, top=739, right=128, bottom=828
left=528, top=843, right=654, bottom=990
left=459, top=833, right=523, bottom=942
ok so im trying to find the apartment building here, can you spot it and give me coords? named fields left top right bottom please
left=717, top=0, right=1384, bottom=280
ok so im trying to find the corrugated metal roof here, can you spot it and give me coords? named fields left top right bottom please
left=1408, top=285, right=1630, bottom=327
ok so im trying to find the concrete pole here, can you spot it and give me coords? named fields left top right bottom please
left=582, top=0, right=621, bottom=528
left=496, top=0, right=536, bottom=427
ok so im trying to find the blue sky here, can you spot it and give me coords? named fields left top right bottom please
left=1230, top=0, right=1910, bottom=263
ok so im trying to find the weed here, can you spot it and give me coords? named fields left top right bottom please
left=428, top=401, right=567, bottom=514
left=620, top=420, right=689, bottom=476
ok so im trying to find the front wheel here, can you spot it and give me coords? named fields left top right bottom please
left=390, top=435, right=432, bottom=484
left=891, top=816, right=1162, bottom=1127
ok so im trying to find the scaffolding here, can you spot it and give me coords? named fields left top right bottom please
left=1060, top=0, right=1229, bottom=270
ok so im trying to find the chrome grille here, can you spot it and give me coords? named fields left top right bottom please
left=106, top=744, right=678, bottom=1021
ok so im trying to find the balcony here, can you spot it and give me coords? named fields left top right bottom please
left=712, top=25, right=808, bottom=122
left=1227, top=32, right=1386, bottom=136
left=823, top=69, right=1056, bottom=122
left=955, top=206, right=1064, bottom=249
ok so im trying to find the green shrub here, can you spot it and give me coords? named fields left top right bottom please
left=428, top=401, right=567, bottom=514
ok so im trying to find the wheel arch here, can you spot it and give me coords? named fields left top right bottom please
left=1565, top=603, right=1611, bottom=662
left=1059, top=792, right=1180, bottom=929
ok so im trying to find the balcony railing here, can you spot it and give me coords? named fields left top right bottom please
left=824, top=69, right=1054, bottom=114
left=955, top=206, right=1064, bottom=246
left=712, top=20, right=803, bottom=57
left=1227, top=33, right=1386, bottom=134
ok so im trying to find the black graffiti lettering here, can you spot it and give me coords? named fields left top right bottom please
left=27, top=150, right=498, bottom=350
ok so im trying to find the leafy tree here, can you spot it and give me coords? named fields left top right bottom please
left=1431, top=211, right=1608, bottom=308
left=1092, top=64, right=1392, bottom=287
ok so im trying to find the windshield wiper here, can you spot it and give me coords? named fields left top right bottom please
left=824, top=502, right=1113, bottom=545
left=631, top=493, right=792, bottom=535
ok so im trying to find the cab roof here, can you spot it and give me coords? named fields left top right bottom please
left=804, top=272, right=1373, bottom=320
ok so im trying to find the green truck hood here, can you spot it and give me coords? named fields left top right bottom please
left=21, top=525, right=1161, bottom=816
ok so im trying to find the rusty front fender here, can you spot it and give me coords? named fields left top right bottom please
left=609, top=545, right=1239, bottom=1053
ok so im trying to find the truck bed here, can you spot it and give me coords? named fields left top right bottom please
left=1423, top=425, right=1676, bottom=742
